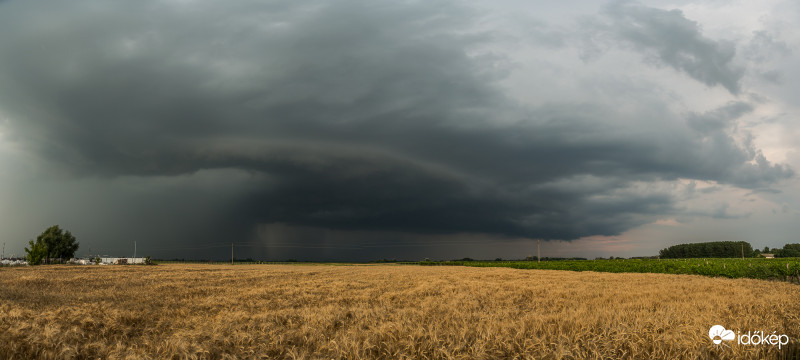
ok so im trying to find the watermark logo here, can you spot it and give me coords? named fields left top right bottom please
left=709, top=325, right=735, bottom=346
left=709, top=325, right=790, bottom=350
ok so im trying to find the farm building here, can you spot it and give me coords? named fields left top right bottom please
left=0, top=259, right=27, bottom=266
left=100, top=257, right=147, bottom=265
left=760, top=253, right=775, bottom=259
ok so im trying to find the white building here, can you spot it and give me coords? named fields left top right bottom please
left=0, top=259, right=27, bottom=266
left=100, top=257, right=147, bottom=265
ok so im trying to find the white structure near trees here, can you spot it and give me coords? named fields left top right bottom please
left=100, top=257, right=146, bottom=264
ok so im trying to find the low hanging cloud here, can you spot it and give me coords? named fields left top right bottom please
left=0, top=0, right=792, bottom=249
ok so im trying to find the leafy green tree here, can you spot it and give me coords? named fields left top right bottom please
left=28, top=225, right=80, bottom=264
left=24, top=239, right=47, bottom=265
left=775, top=243, right=800, bottom=258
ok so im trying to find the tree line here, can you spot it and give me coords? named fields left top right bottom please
left=762, top=244, right=800, bottom=258
left=659, top=241, right=800, bottom=259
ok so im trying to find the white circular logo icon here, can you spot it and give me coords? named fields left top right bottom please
left=709, top=325, right=735, bottom=345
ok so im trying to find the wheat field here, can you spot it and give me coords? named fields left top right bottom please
left=1, top=264, right=798, bottom=359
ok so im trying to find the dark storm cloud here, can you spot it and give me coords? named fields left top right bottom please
left=600, top=1, right=744, bottom=94
left=684, top=102, right=792, bottom=187
left=0, top=0, right=792, bottom=247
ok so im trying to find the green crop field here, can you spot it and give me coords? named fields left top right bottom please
left=419, top=258, right=800, bottom=283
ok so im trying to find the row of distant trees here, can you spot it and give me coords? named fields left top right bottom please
left=659, top=241, right=754, bottom=258
left=659, top=241, right=800, bottom=258
left=759, top=244, right=800, bottom=258
left=24, top=225, right=79, bottom=265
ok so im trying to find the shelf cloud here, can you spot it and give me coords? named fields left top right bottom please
left=0, top=0, right=795, bottom=259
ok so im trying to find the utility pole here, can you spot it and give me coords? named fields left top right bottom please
left=2, top=242, right=4, bottom=260
left=231, top=242, right=234, bottom=265
left=134, top=241, right=137, bottom=260
left=741, top=243, right=744, bottom=260
left=537, top=239, right=541, bottom=263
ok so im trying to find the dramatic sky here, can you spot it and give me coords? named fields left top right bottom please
left=1, top=0, right=798, bottom=261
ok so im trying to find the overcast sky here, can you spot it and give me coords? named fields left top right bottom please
left=1, top=0, right=799, bottom=261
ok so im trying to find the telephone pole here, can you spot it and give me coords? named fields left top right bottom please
left=741, top=243, right=744, bottom=260
left=134, top=241, right=137, bottom=259
left=2, top=242, right=5, bottom=260
left=537, top=239, right=541, bottom=263
left=231, top=242, right=234, bottom=265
